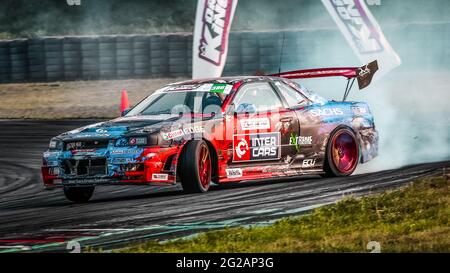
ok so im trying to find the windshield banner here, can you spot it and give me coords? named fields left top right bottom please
left=192, top=0, right=238, bottom=79
left=321, top=0, right=401, bottom=80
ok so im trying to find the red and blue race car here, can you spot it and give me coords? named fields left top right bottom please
left=42, top=61, right=379, bottom=202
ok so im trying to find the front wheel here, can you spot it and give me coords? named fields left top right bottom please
left=63, top=186, right=95, bottom=203
left=179, top=140, right=212, bottom=193
left=323, top=127, right=359, bottom=177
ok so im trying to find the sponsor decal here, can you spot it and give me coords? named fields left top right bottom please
left=71, top=149, right=96, bottom=154
left=95, top=128, right=107, bottom=133
left=112, top=158, right=135, bottom=164
left=226, top=168, right=243, bottom=178
left=165, top=83, right=232, bottom=94
left=351, top=105, right=368, bottom=115
left=310, top=108, right=344, bottom=117
left=161, top=126, right=204, bottom=140
left=289, top=133, right=312, bottom=153
left=210, top=83, right=232, bottom=93
left=234, top=137, right=249, bottom=159
left=289, top=133, right=300, bottom=153
left=302, top=158, right=316, bottom=168
left=182, top=126, right=205, bottom=134
left=110, top=149, right=141, bottom=155
left=67, top=140, right=106, bottom=151
left=161, top=129, right=184, bottom=140
left=166, top=84, right=202, bottom=92
left=129, top=137, right=147, bottom=146
left=233, top=132, right=280, bottom=162
left=240, top=117, right=270, bottom=130
left=64, top=178, right=110, bottom=184
left=289, top=135, right=313, bottom=147
left=152, top=173, right=169, bottom=181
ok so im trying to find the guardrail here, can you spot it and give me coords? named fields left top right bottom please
left=0, top=23, right=448, bottom=83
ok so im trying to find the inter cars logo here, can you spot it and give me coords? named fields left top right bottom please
left=235, top=138, right=249, bottom=159
left=233, top=132, right=280, bottom=162
left=198, top=0, right=234, bottom=65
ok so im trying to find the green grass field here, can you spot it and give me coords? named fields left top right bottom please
left=117, top=174, right=449, bottom=253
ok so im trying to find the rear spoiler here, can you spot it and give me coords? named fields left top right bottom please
left=269, top=60, right=378, bottom=100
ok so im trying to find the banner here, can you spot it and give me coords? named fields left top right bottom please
left=192, top=0, right=238, bottom=79
left=321, top=0, right=401, bottom=80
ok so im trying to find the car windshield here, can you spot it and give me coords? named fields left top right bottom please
left=126, top=84, right=229, bottom=116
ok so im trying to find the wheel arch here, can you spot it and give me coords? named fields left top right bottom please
left=328, top=124, right=361, bottom=152
left=176, top=138, right=219, bottom=184
left=323, top=124, right=362, bottom=169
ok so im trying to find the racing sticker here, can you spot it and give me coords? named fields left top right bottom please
left=210, top=83, right=232, bottom=94
left=226, top=168, right=243, bottom=178
left=233, top=132, right=280, bottom=162
left=289, top=135, right=312, bottom=146
left=309, top=108, right=344, bottom=117
left=161, top=125, right=204, bottom=140
left=164, top=83, right=232, bottom=94
left=240, top=117, right=270, bottom=130
left=152, top=173, right=169, bottom=181
left=302, top=158, right=316, bottom=168
left=289, top=134, right=312, bottom=153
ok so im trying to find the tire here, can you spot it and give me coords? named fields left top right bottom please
left=323, top=127, right=359, bottom=177
left=63, top=186, right=95, bottom=203
left=179, top=140, right=212, bottom=193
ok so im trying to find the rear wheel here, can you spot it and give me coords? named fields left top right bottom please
left=323, top=127, right=359, bottom=177
left=63, top=186, right=95, bottom=203
left=179, top=140, right=212, bottom=193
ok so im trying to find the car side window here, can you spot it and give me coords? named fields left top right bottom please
left=274, top=81, right=309, bottom=108
left=233, top=82, right=283, bottom=113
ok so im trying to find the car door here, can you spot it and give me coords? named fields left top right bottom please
left=274, top=80, right=323, bottom=169
left=227, top=82, right=300, bottom=167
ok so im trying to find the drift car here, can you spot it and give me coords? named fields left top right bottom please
left=42, top=61, right=379, bottom=202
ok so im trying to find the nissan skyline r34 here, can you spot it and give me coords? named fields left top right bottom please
left=42, top=62, right=379, bottom=202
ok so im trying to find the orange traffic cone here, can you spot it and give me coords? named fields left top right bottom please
left=120, top=89, right=130, bottom=113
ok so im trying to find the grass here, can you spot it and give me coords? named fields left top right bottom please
left=117, top=174, right=450, bottom=253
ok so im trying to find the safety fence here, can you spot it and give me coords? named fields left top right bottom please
left=0, top=23, right=448, bottom=83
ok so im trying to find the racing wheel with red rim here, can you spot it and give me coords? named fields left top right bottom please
left=180, top=140, right=212, bottom=193
left=323, top=127, right=359, bottom=177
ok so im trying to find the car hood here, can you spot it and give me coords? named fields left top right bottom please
left=55, top=115, right=190, bottom=141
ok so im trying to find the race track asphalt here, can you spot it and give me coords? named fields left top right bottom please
left=0, top=120, right=448, bottom=252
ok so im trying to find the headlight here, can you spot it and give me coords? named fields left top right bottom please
left=49, top=139, right=62, bottom=150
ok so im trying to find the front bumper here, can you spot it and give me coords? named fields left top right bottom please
left=42, top=146, right=180, bottom=188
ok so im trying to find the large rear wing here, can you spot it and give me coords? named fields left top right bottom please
left=269, top=60, right=378, bottom=101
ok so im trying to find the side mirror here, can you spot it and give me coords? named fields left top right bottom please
left=121, top=108, right=131, bottom=117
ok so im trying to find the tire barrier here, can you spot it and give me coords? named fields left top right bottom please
left=0, top=41, right=11, bottom=83
left=0, top=23, right=449, bottom=83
